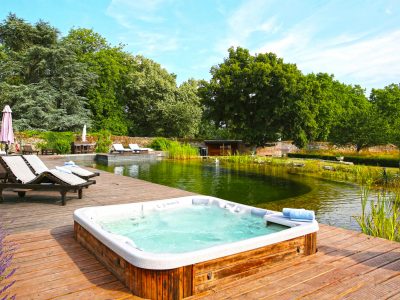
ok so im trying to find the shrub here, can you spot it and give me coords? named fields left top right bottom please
left=42, top=132, right=74, bottom=154
left=94, top=130, right=112, bottom=153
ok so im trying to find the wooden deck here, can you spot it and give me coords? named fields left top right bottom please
left=1, top=157, right=399, bottom=299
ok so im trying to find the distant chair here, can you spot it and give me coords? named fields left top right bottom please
left=22, top=144, right=39, bottom=155
left=128, top=143, right=154, bottom=153
left=112, top=143, right=132, bottom=154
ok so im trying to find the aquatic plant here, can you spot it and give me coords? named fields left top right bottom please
left=355, top=186, right=400, bottom=242
left=165, top=141, right=199, bottom=160
left=0, top=225, right=17, bottom=300
left=223, top=154, right=255, bottom=164
left=149, top=137, right=172, bottom=151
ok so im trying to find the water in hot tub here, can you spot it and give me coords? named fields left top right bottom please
left=99, top=205, right=288, bottom=254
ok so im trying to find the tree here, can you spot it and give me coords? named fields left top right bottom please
left=330, top=104, right=390, bottom=152
left=204, top=47, right=309, bottom=147
left=370, top=84, right=400, bottom=147
left=63, top=28, right=129, bottom=135
left=0, top=13, right=58, bottom=52
left=155, top=79, right=202, bottom=138
left=0, top=14, right=94, bottom=131
left=124, top=55, right=178, bottom=136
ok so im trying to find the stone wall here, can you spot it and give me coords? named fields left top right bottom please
left=256, top=141, right=298, bottom=157
left=7, top=133, right=400, bottom=156
left=110, top=136, right=155, bottom=147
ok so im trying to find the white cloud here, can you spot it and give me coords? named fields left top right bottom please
left=258, top=29, right=400, bottom=90
left=106, top=0, right=168, bottom=28
left=299, top=30, right=400, bottom=87
left=215, top=0, right=279, bottom=54
left=105, top=0, right=180, bottom=55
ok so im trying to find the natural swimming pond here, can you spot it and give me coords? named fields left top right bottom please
left=95, top=159, right=370, bottom=231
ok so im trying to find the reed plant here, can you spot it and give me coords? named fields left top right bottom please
left=149, top=137, right=172, bottom=151
left=354, top=186, right=400, bottom=241
left=165, top=141, right=199, bottom=160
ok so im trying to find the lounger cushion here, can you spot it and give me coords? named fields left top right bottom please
left=113, top=144, right=131, bottom=152
left=128, top=144, right=153, bottom=152
left=47, top=169, right=87, bottom=185
left=2, top=156, right=86, bottom=185
left=23, top=155, right=49, bottom=174
left=62, top=165, right=96, bottom=177
left=2, top=156, right=37, bottom=183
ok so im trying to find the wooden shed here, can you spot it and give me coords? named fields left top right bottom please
left=204, top=140, right=245, bottom=156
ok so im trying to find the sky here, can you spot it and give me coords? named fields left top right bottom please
left=0, top=0, right=399, bottom=91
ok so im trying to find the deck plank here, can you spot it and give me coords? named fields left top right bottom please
left=1, top=156, right=399, bottom=299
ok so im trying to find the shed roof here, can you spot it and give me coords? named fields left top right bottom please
left=204, top=140, right=243, bottom=144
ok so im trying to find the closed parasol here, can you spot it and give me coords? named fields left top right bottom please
left=0, top=105, right=14, bottom=154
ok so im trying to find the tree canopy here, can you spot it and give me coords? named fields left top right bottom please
left=0, top=14, right=93, bottom=131
left=202, top=47, right=381, bottom=148
left=0, top=14, right=203, bottom=138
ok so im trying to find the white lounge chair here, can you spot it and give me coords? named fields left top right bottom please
left=112, top=144, right=132, bottom=154
left=23, top=155, right=99, bottom=180
left=0, top=156, right=95, bottom=205
left=128, top=143, right=153, bottom=153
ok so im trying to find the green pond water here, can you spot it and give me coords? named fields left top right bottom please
left=95, top=159, right=370, bottom=231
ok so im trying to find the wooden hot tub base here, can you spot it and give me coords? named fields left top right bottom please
left=74, top=222, right=317, bottom=300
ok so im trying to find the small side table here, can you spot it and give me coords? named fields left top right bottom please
left=41, top=148, right=56, bottom=155
left=71, top=143, right=96, bottom=154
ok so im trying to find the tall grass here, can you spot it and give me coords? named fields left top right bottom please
left=354, top=186, right=400, bottom=241
left=149, top=137, right=172, bottom=151
left=164, top=141, right=199, bottom=160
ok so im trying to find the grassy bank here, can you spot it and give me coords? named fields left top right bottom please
left=216, top=155, right=400, bottom=188
left=288, top=152, right=400, bottom=168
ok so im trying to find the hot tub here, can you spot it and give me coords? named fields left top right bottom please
left=74, top=196, right=318, bottom=299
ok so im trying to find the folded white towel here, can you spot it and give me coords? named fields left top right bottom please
left=289, top=209, right=315, bottom=221
left=64, top=161, right=76, bottom=166
left=56, top=166, right=73, bottom=174
left=282, top=208, right=305, bottom=218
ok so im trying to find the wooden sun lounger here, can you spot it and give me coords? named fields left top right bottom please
left=22, top=154, right=100, bottom=180
left=111, top=144, right=133, bottom=154
left=0, top=181, right=93, bottom=205
left=0, top=156, right=95, bottom=205
left=128, top=143, right=153, bottom=153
